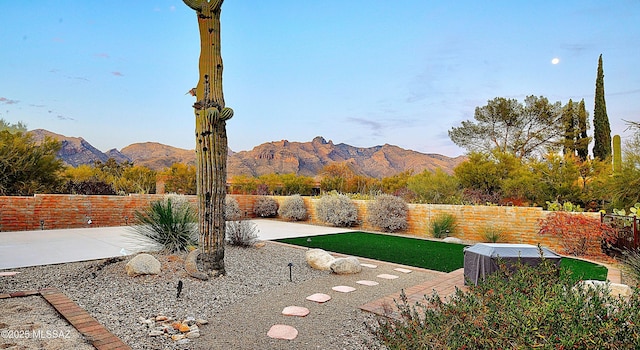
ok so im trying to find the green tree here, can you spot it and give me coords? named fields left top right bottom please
left=0, top=129, right=64, bottom=195
left=0, top=118, right=27, bottom=133
left=576, top=99, right=590, bottom=161
left=562, top=99, right=577, bottom=156
left=407, top=169, right=460, bottom=204
left=280, top=173, right=314, bottom=195
left=184, top=0, right=234, bottom=275
left=593, top=54, right=612, bottom=160
left=449, top=96, right=563, bottom=158
left=116, top=165, right=157, bottom=194
left=161, top=163, right=197, bottom=195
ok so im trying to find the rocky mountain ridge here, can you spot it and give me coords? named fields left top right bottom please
left=29, top=130, right=465, bottom=178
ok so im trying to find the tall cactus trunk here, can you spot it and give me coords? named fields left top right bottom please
left=613, top=134, right=622, bottom=174
left=183, top=0, right=233, bottom=276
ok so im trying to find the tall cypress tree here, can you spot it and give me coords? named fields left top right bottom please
left=576, top=99, right=590, bottom=161
left=562, top=99, right=577, bottom=156
left=592, top=54, right=612, bottom=160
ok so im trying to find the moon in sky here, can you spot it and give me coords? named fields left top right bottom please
left=551, top=57, right=560, bottom=65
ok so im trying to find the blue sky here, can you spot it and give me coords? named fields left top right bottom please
left=1, top=1, right=638, bottom=157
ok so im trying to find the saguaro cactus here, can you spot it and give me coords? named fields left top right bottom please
left=613, top=134, right=622, bottom=173
left=183, top=0, right=233, bottom=276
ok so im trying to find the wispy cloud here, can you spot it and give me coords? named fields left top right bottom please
left=347, top=117, right=382, bottom=132
left=56, top=115, right=75, bottom=121
left=0, top=97, right=19, bottom=105
left=111, top=71, right=124, bottom=77
left=94, top=53, right=110, bottom=58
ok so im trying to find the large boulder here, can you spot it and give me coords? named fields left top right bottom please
left=443, top=237, right=463, bottom=244
left=305, top=249, right=336, bottom=271
left=330, top=257, right=362, bottom=275
left=125, top=253, right=161, bottom=277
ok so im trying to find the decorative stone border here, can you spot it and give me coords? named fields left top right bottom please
left=1, top=287, right=131, bottom=350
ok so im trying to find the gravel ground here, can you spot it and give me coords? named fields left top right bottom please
left=1, top=242, right=440, bottom=350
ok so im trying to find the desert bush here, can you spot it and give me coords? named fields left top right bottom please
left=480, top=225, right=505, bottom=243
left=368, top=255, right=640, bottom=349
left=253, top=196, right=278, bottom=217
left=225, top=220, right=259, bottom=247
left=623, top=249, right=640, bottom=285
left=131, top=195, right=197, bottom=253
left=538, top=212, right=616, bottom=257
left=225, top=196, right=242, bottom=220
left=430, top=213, right=457, bottom=238
left=366, top=194, right=408, bottom=232
left=64, top=179, right=116, bottom=195
left=315, top=192, right=358, bottom=227
left=278, top=194, right=308, bottom=221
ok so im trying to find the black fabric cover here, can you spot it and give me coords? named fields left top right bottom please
left=463, top=243, right=562, bottom=286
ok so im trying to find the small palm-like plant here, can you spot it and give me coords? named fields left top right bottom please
left=131, top=196, right=197, bottom=253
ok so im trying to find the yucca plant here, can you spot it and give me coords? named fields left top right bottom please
left=430, top=213, right=458, bottom=238
left=130, top=196, right=198, bottom=253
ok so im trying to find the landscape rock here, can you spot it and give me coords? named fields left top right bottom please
left=443, top=237, right=463, bottom=244
left=125, top=253, right=161, bottom=277
left=578, top=280, right=633, bottom=299
left=305, top=249, right=336, bottom=271
left=184, top=249, right=210, bottom=280
left=330, top=257, right=362, bottom=275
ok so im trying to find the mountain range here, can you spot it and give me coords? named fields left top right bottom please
left=29, top=129, right=466, bottom=178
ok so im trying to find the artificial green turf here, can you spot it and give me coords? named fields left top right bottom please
left=276, top=231, right=608, bottom=280
left=277, top=231, right=466, bottom=273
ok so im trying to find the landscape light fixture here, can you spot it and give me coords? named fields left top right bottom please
left=288, top=262, right=294, bottom=282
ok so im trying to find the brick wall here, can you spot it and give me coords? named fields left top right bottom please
left=0, top=194, right=600, bottom=253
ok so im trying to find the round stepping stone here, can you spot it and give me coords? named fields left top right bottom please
left=0, top=271, right=20, bottom=277
left=360, top=263, right=378, bottom=269
left=356, top=280, right=379, bottom=286
left=306, top=293, right=331, bottom=303
left=332, top=285, right=356, bottom=293
left=267, top=324, right=298, bottom=340
left=377, top=273, right=399, bottom=280
left=394, top=268, right=413, bottom=274
left=282, top=306, right=310, bottom=317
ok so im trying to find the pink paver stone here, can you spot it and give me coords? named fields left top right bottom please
left=360, top=263, right=378, bottom=269
left=267, top=324, right=298, bottom=340
left=282, top=306, right=310, bottom=317
left=356, top=280, right=379, bottom=286
left=394, top=268, right=412, bottom=274
left=0, top=272, right=20, bottom=277
left=332, top=285, right=356, bottom=293
left=306, top=293, right=332, bottom=303
left=377, top=274, right=399, bottom=280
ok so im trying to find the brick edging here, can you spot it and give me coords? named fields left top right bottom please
left=1, top=287, right=131, bottom=350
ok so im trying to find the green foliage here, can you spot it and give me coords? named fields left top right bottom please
left=64, top=179, right=116, bottom=195
left=448, top=95, right=563, bottom=158
left=593, top=54, right=612, bottom=160
left=407, top=169, right=461, bottom=204
left=225, top=219, right=259, bottom=247
left=366, top=194, right=408, bottom=233
left=253, top=196, right=278, bottom=217
left=0, top=129, right=64, bottom=195
left=0, top=118, right=27, bottom=133
left=576, top=99, right=591, bottom=161
left=161, top=163, right=196, bottom=195
left=315, top=192, right=358, bottom=227
left=369, top=257, right=640, bottom=349
left=319, top=162, right=380, bottom=194
left=278, top=194, right=308, bottom=221
left=131, top=196, right=197, bottom=253
left=545, top=200, right=583, bottom=212
left=480, top=225, right=505, bottom=243
left=430, top=213, right=458, bottom=238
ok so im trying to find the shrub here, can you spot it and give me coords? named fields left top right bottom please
left=278, top=194, right=308, bottom=221
left=368, top=255, right=640, bottom=349
left=367, top=194, right=408, bottom=232
left=480, top=225, right=505, bottom=243
left=253, top=196, right=278, bottom=217
left=130, top=195, right=197, bottom=253
left=623, top=249, right=640, bottom=285
left=64, top=179, right=116, bottom=195
left=315, top=192, right=358, bottom=227
left=538, top=212, right=616, bottom=257
left=225, top=220, right=259, bottom=247
left=430, top=213, right=457, bottom=238
left=225, top=196, right=242, bottom=220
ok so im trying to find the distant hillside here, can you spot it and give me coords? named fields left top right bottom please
left=28, top=130, right=465, bottom=176
left=228, top=136, right=465, bottom=178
